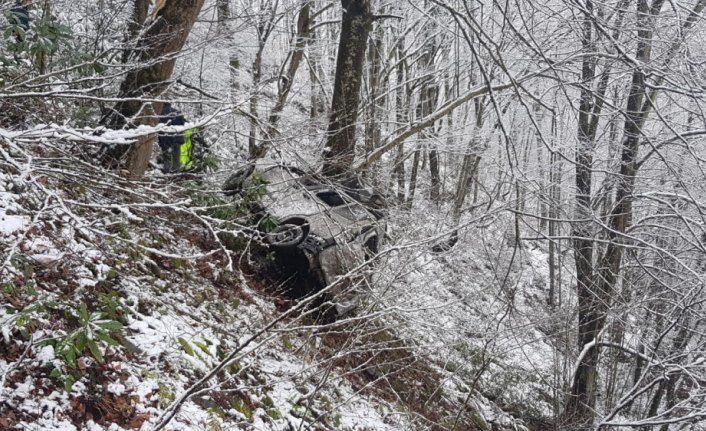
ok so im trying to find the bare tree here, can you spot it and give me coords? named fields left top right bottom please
left=253, top=0, right=312, bottom=158
left=247, top=0, right=281, bottom=159
left=564, top=0, right=706, bottom=426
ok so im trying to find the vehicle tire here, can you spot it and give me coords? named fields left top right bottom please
left=267, top=223, right=306, bottom=250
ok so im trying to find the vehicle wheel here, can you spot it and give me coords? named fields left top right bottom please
left=267, top=223, right=306, bottom=249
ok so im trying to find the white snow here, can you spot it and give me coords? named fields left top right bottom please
left=36, top=345, right=55, bottom=363
left=0, top=213, right=28, bottom=235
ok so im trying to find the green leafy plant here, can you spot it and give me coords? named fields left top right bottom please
left=189, top=192, right=242, bottom=220
left=158, top=383, right=176, bottom=409
left=227, top=360, right=241, bottom=374
left=266, top=408, right=282, bottom=420
left=257, top=215, right=278, bottom=233
left=281, top=334, right=294, bottom=351
left=5, top=13, right=72, bottom=71
left=206, top=407, right=225, bottom=431
left=97, top=291, right=125, bottom=322
left=197, top=154, right=220, bottom=173
left=231, top=398, right=253, bottom=422
left=241, top=173, right=268, bottom=204
left=2, top=301, right=46, bottom=340
left=10, top=254, right=34, bottom=279
left=193, top=340, right=212, bottom=356
left=262, top=395, right=281, bottom=420
left=73, top=106, right=97, bottom=128
left=177, top=337, right=195, bottom=356
left=49, top=367, right=76, bottom=392
left=43, top=303, right=122, bottom=367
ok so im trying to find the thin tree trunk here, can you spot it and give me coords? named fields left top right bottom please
left=217, top=0, right=229, bottom=25
left=364, top=14, right=384, bottom=183
left=248, top=44, right=264, bottom=158
left=406, top=146, right=421, bottom=210
left=308, top=23, right=320, bottom=119
left=252, top=2, right=311, bottom=158
left=429, top=148, right=440, bottom=203
left=657, top=378, right=676, bottom=431
left=535, top=103, right=547, bottom=233
left=415, top=30, right=440, bottom=203
left=393, top=36, right=407, bottom=203
left=453, top=99, right=484, bottom=222
left=248, top=2, right=280, bottom=159
left=519, top=130, right=531, bottom=213
left=547, top=110, right=560, bottom=307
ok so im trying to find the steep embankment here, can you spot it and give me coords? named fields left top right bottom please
left=1, top=139, right=542, bottom=431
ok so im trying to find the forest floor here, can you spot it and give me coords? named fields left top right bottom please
left=0, top=140, right=560, bottom=431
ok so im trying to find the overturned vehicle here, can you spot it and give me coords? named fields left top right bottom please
left=223, top=163, right=386, bottom=315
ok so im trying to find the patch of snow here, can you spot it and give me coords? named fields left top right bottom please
left=78, top=278, right=97, bottom=287
left=95, top=264, right=112, bottom=281
left=35, top=345, right=55, bottom=363
left=107, top=383, right=126, bottom=396
left=30, top=252, right=64, bottom=266
left=0, top=213, right=28, bottom=235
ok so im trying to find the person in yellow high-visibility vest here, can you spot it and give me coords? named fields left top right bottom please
left=180, top=128, right=195, bottom=170
left=158, top=103, right=194, bottom=172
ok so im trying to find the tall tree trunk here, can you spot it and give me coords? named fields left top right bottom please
left=547, top=110, right=560, bottom=307
left=429, top=147, right=441, bottom=203
left=217, top=0, right=229, bottom=25
left=406, top=146, right=421, bottom=210
left=322, top=0, right=372, bottom=178
left=534, top=102, right=547, bottom=233
left=364, top=15, right=384, bottom=183
left=453, top=99, right=484, bottom=222
left=563, top=0, right=599, bottom=424
left=563, top=0, right=634, bottom=417
left=393, top=35, right=408, bottom=203
left=102, top=0, right=205, bottom=179
left=415, top=29, right=440, bottom=203
left=270, top=2, right=311, bottom=127
left=248, top=43, right=264, bottom=158
left=247, top=2, right=280, bottom=159
left=122, top=0, right=150, bottom=63
left=252, top=2, right=312, bottom=158
left=564, top=0, right=666, bottom=426
left=452, top=153, right=480, bottom=221
left=307, top=15, right=327, bottom=120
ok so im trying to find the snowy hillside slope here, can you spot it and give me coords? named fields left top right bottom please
left=0, top=139, right=543, bottom=431
left=375, top=206, right=573, bottom=429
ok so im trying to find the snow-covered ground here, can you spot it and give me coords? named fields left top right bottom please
left=0, top=134, right=552, bottom=430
